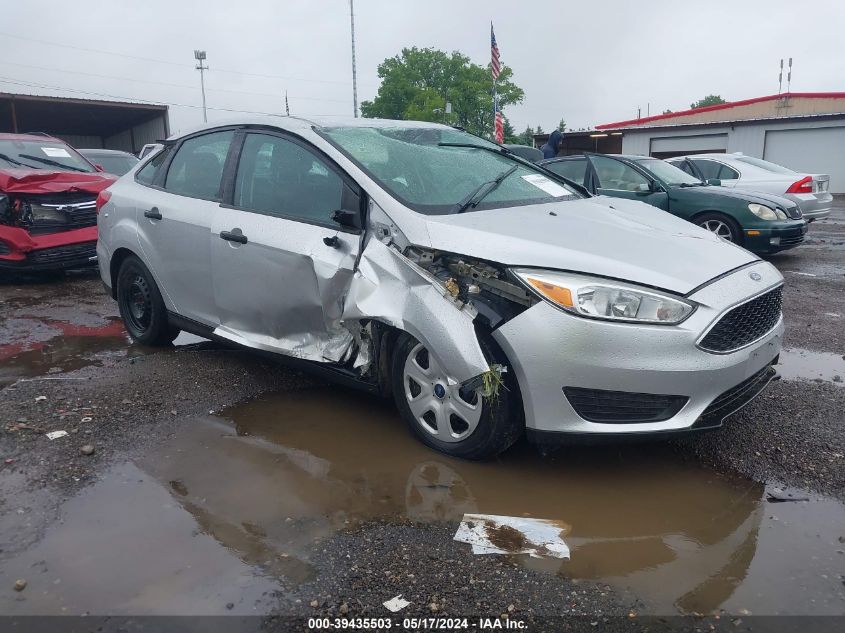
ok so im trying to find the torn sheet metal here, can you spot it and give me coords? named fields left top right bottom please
left=454, top=514, right=570, bottom=559
left=342, top=237, right=489, bottom=383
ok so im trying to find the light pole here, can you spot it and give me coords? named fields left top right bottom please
left=194, top=50, right=208, bottom=123
left=349, top=0, right=358, bottom=117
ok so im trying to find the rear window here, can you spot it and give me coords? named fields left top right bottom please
left=89, top=153, right=139, bottom=177
left=734, top=156, right=796, bottom=175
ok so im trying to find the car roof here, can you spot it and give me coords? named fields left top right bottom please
left=167, top=116, right=455, bottom=141
left=78, top=148, right=136, bottom=156
left=0, top=132, right=64, bottom=142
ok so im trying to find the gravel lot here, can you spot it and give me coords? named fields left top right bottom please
left=1, top=200, right=843, bottom=627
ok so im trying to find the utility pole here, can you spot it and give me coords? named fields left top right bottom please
left=194, top=50, right=208, bottom=123
left=285, top=91, right=290, bottom=116
left=349, top=0, right=358, bottom=117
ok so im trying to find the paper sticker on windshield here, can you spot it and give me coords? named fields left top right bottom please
left=42, top=147, right=71, bottom=158
left=521, top=174, right=569, bottom=197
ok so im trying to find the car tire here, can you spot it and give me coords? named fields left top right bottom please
left=696, top=212, right=743, bottom=244
left=116, top=255, right=180, bottom=346
left=391, top=331, right=522, bottom=460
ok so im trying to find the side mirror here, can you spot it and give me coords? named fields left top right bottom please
left=706, top=178, right=722, bottom=186
left=332, top=208, right=362, bottom=230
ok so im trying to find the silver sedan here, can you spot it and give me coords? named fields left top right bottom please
left=97, top=118, right=784, bottom=459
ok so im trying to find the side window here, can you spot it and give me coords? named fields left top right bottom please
left=591, top=155, right=650, bottom=191
left=544, top=159, right=588, bottom=186
left=234, top=133, right=344, bottom=225
left=135, top=147, right=171, bottom=186
left=718, top=164, right=739, bottom=180
left=670, top=159, right=697, bottom=177
left=164, top=130, right=234, bottom=200
left=691, top=159, right=722, bottom=181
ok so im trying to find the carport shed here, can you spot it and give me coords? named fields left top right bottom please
left=0, top=92, right=169, bottom=154
left=595, top=92, right=845, bottom=193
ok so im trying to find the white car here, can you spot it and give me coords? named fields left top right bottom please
left=668, top=153, right=832, bottom=221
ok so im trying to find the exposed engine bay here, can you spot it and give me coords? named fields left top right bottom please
left=0, top=193, right=98, bottom=234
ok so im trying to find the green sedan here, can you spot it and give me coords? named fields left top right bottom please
left=539, top=153, right=808, bottom=254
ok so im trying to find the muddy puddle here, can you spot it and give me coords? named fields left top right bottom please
left=777, top=348, right=845, bottom=385
left=3, top=387, right=843, bottom=616
left=0, top=319, right=209, bottom=387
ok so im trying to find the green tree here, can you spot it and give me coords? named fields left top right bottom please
left=557, top=118, right=567, bottom=132
left=690, top=95, right=727, bottom=109
left=535, top=125, right=544, bottom=135
left=515, top=125, right=535, bottom=146
left=360, top=47, right=524, bottom=138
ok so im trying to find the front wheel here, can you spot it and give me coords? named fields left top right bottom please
left=391, top=333, right=522, bottom=460
left=116, top=255, right=179, bottom=346
left=696, top=212, right=743, bottom=244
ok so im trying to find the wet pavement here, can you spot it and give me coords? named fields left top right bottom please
left=2, top=386, right=844, bottom=616
left=1, top=205, right=845, bottom=621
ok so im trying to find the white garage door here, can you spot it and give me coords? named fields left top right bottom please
left=650, top=133, right=728, bottom=156
left=764, top=126, right=845, bottom=193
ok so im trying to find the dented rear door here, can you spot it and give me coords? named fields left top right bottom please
left=209, top=131, right=362, bottom=361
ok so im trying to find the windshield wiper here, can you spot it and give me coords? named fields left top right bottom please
left=452, top=164, right=519, bottom=214
left=677, top=182, right=706, bottom=188
left=437, top=142, right=512, bottom=156
left=18, top=154, right=89, bottom=173
left=0, top=152, right=41, bottom=170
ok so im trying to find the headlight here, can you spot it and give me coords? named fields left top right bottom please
left=512, top=269, right=695, bottom=324
left=748, top=203, right=787, bottom=220
left=28, top=203, right=69, bottom=224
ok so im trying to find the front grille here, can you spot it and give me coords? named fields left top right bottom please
left=563, top=387, right=688, bottom=423
left=24, top=194, right=98, bottom=233
left=26, top=242, right=97, bottom=268
left=698, top=286, right=783, bottom=353
left=784, top=205, right=802, bottom=220
left=695, top=364, right=777, bottom=427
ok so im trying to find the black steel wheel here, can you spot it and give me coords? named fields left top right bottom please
left=116, top=255, right=179, bottom=345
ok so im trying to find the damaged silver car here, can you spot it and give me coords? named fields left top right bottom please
left=97, top=118, right=784, bottom=459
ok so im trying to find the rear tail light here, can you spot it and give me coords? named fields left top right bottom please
left=786, top=176, right=813, bottom=194
left=95, top=189, right=112, bottom=213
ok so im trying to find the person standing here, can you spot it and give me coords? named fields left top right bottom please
left=541, top=129, right=564, bottom=159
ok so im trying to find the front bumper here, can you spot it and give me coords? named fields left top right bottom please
left=0, top=225, right=98, bottom=271
left=743, top=221, right=808, bottom=254
left=492, top=261, right=783, bottom=436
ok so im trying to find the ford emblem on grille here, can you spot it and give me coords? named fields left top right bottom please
left=749, top=272, right=762, bottom=281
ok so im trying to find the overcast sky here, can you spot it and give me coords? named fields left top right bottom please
left=3, top=0, right=843, bottom=135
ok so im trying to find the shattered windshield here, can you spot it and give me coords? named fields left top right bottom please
left=0, top=139, right=96, bottom=173
left=320, top=126, right=579, bottom=214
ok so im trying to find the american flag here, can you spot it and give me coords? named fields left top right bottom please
left=494, top=108, right=504, bottom=144
left=491, top=24, right=501, bottom=80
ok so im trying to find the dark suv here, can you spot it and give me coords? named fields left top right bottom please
left=540, top=153, right=807, bottom=254
left=0, top=133, right=116, bottom=272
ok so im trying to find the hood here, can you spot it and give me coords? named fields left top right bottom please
left=422, top=196, right=758, bottom=295
left=0, top=168, right=116, bottom=195
left=677, top=184, right=799, bottom=210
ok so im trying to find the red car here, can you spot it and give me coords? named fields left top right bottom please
left=0, top=133, right=116, bottom=272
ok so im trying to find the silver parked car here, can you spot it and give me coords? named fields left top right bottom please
left=667, top=153, right=833, bottom=221
left=96, top=118, right=784, bottom=459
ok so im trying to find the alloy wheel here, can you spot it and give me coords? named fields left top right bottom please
left=700, top=219, right=734, bottom=241
left=403, top=342, right=482, bottom=443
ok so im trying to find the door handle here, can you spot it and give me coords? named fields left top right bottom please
left=323, top=236, right=340, bottom=248
left=220, top=230, right=248, bottom=244
left=144, top=207, right=162, bottom=220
